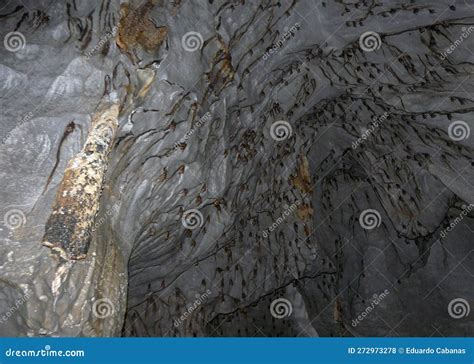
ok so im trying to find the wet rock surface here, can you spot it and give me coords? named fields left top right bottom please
left=0, top=0, right=473, bottom=337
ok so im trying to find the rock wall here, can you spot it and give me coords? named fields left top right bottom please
left=0, top=0, right=472, bottom=337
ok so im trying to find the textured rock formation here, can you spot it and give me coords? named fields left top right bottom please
left=43, top=93, right=119, bottom=260
left=0, top=0, right=472, bottom=337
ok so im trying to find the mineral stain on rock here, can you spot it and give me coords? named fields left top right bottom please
left=42, top=98, right=120, bottom=260
left=290, top=155, right=313, bottom=194
left=116, top=0, right=168, bottom=63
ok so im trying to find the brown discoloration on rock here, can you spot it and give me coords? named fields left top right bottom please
left=169, top=0, right=182, bottom=16
left=296, top=203, right=313, bottom=221
left=116, top=0, right=168, bottom=62
left=42, top=102, right=119, bottom=260
left=333, top=298, right=343, bottom=322
left=290, top=154, right=313, bottom=194
left=204, top=35, right=235, bottom=100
